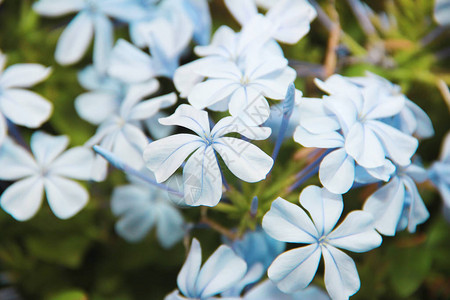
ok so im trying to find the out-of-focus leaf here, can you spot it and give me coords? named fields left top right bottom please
left=49, top=290, right=87, bottom=300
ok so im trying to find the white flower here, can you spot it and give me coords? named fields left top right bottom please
left=0, top=52, right=52, bottom=145
left=224, top=0, right=317, bottom=44
left=84, top=79, right=177, bottom=181
left=262, top=185, right=382, bottom=299
left=0, top=132, right=94, bottom=221
left=143, top=104, right=273, bottom=207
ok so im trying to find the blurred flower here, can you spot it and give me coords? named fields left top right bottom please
left=243, top=280, right=330, bottom=300
left=434, top=0, right=450, bottom=26
left=165, top=238, right=247, bottom=300
left=0, top=132, right=94, bottom=221
left=111, top=172, right=185, bottom=248
left=262, top=185, right=382, bottom=299
left=144, top=104, right=273, bottom=207
left=0, top=52, right=52, bottom=146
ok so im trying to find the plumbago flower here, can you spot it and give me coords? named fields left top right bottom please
left=294, top=74, right=419, bottom=194
left=0, top=52, right=52, bottom=145
left=165, top=238, right=247, bottom=300
left=262, top=185, right=382, bottom=299
left=33, top=0, right=145, bottom=69
left=428, top=132, right=450, bottom=214
left=224, top=0, right=317, bottom=44
left=84, top=79, right=177, bottom=181
left=111, top=171, right=185, bottom=248
left=243, top=280, right=330, bottom=300
left=363, top=162, right=429, bottom=236
left=143, top=104, right=273, bottom=207
left=0, top=132, right=94, bottom=221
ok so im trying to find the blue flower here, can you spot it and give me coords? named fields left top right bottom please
left=262, top=185, right=382, bottom=299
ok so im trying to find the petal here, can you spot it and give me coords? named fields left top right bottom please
left=224, top=0, right=257, bottom=25
left=345, top=122, right=386, bottom=168
left=299, top=185, right=343, bottom=236
left=177, top=238, right=202, bottom=298
left=55, top=11, right=94, bottom=65
left=119, top=79, right=160, bottom=117
left=367, top=120, right=418, bottom=167
left=0, top=114, right=5, bottom=146
left=328, top=211, right=382, bottom=252
left=145, top=112, right=175, bottom=140
left=404, top=100, right=434, bottom=139
left=251, top=67, right=296, bottom=100
left=188, top=79, right=238, bottom=110
left=32, top=0, right=84, bottom=16
left=44, top=175, right=89, bottom=219
left=129, top=93, right=177, bottom=121
left=322, top=95, right=358, bottom=134
left=262, top=197, right=318, bottom=243
left=196, top=244, right=247, bottom=298
left=74, top=91, right=119, bottom=125
left=213, top=137, right=273, bottom=182
left=319, top=149, right=355, bottom=195
left=402, top=176, right=429, bottom=233
left=115, top=208, right=155, bottom=242
left=173, top=59, right=207, bottom=98
left=182, top=146, right=223, bottom=206
left=155, top=203, right=185, bottom=248
left=363, top=176, right=405, bottom=236
left=143, top=134, right=204, bottom=182
left=322, top=245, right=360, bottom=300
left=0, top=137, right=38, bottom=180
left=0, top=176, right=44, bottom=221
left=293, top=126, right=344, bottom=149
left=112, top=129, right=145, bottom=170
left=93, top=14, right=113, bottom=74
left=159, top=104, right=211, bottom=137
left=0, top=89, right=53, bottom=128
left=211, top=116, right=271, bottom=140
left=49, top=146, right=94, bottom=180
left=298, top=97, right=340, bottom=134
left=30, top=131, right=69, bottom=166
left=0, top=64, right=51, bottom=88
left=267, top=244, right=321, bottom=294
left=108, top=39, right=154, bottom=83
left=232, top=90, right=271, bottom=126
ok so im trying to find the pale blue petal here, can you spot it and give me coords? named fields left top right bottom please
left=293, top=126, right=344, bottom=149
left=177, top=238, right=202, bottom=298
left=195, top=244, right=247, bottom=298
left=93, top=14, right=113, bottom=74
left=55, top=11, right=94, bottom=65
left=268, top=244, right=321, bottom=294
left=0, top=137, right=38, bottom=180
left=30, top=131, right=69, bottom=166
left=328, top=211, right=382, bottom=252
left=404, top=100, right=434, bottom=139
left=402, top=176, right=429, bottom=233
left=143, top=134, right=204, bottom=183
left=298, top=97, right=340, bottom=134
left=182, top=146, right=223, bottom=206
left=32, top=0, right=84, bottom=17
left=319, top=149, right=355, bottom=194
left=262, top=197, right=318, bottom=243
left=183, top=0, right=211, bottom=45
left=0, top=64, right=51, bottom=88
left=159, top=104, right=211, bottom=137
left=211, top=116, right=271, bottom=140
left=322, top=245, right=360, bottom=300
left=299, top=185, right=343, bottom=236
left=155, top=203, right=185, bottom=248
left=74, top=91, right=119, bottom=125
left=244, top=280, right=330, bottom=300
left=214, top=137, right=273, bottom=183
left=50, top=146, right=94, bottom=180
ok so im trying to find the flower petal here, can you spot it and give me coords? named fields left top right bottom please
left=0, top=176, right=44, bottom=221
left=0, top=137, right=38, bottom=180
left=214, top=137, right=273, bottom=182
left=319, top=149, right=355, bottom=194
left=0, top=89, right=52, bottom=128
left=211, top=116, right=271, bottom=140
left=93, top=14, right=113, bottom=74
left=129, top=93, right=177, bottom=121
left=143, top=134, right=204, bottom=183
left=188, top=79, right=238, bottom=110
left=298, top=97, right=340, bottom=134
left=182, top=146, right=223, bottom=206
left=268, top=244, right=321, bottom=294
left=177, top=238, right=202, bottom=298
left=293, top=126, right=344, bottom=149
left=262, top=197, right=318, bottom=243
left=44, top=175, right=89, bottom=219
left=155, top=203, right=185, bottom=248
left=322, top=245, right=360, bottom=300
left=55, top=11, right=94, bottom=65
left=196, top=244, right=247, bottom=298
left=50, top=146, right=94, bottom=180
left=32, top=0, right=84, bottom=16
left=328, top=211, right=382, bottom=252
left=159, top=104, right=211, bottom=137
left=30, top=131, right=69, bottom=166
left=224, top=0, right=257, bottom=25
left=0, top=64, right=51, bottom=88
left=299, top=185, right=343, bottom=236
left=74, top=91, right=118, bottom=125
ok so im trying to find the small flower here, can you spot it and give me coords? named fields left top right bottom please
left=165, top=238, right=247, bottom=300
left=262, top=185, right=382, bottom=299
left=0, top=52, right=52, bottom=145
left=144, top=104, right=273, bottom=207
left=111, top=172, right=185, bottom=248
left=85, top=79, right=176, bottom=181
left=0, top=132, right=94, bottom=221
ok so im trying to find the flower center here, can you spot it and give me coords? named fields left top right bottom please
left=318, top=235, right=329, bottom=245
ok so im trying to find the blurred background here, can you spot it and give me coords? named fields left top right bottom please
left=0, top=0, right=449, bottom=299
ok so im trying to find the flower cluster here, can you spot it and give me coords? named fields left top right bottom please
left=0, top=0, right=448, bottom=299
